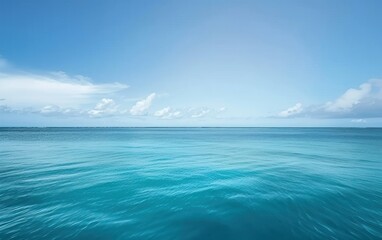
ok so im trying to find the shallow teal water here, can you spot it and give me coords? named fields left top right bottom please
left=0, top=128, right=381, bottom=239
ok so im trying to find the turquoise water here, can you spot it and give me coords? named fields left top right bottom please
left=0, top=128, right=381, bottom=239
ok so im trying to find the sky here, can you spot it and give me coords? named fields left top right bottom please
left=1, top=0, right=382, bottom=127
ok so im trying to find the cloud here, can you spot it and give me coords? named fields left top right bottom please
left=4, top=98, right=124, bottom=118
left=130, top=93, right=156, bottom=116
left=35, top=98, right=129, bottom=118
left=351, top=119, right=366, bottom=123
left=37, top=105, right=82, bottom=116
left=0, top=57, right=129, bottom=119
left=218, top=107, right=226, bottom=112
left=167, top=111, right=182, bottom=119
left=88, top=98, right=120, bottom=117
left=154, top=107, right=171, bottom=117
left=278, top=103, right=303, bottom=117
left=325, top=82, right=372, bottom=112
left=41, top=105, right=70, bottom=114
left=277, top=79, right=382, bottom=119
left=186, top=107, right=226, bottom=118
left=154, top=107, right=182, bottom=119
left=0, top=55, right=231, bottom=123
left=191, top=108, right=210, bottom=118
left=0, top=71, right=128, bottom=109
left=153, top=106, right=225, bottom=120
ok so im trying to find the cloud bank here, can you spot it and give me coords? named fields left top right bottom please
left=0, top=55, right=226, bottom=124
left=278, top=79, right=382, bottom=118
left=0, top=61, right=223, bottom=121
left=0, top=71, right=128, bottom=109
left=154, top=107, right=182, bottom=119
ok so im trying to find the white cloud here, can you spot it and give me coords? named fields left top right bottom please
left=190, top=108, right=210, bottom=118
left=27, top=98, right=123, bottom=118
left=0, top=55, right=229, bottom=122
left=94, top=98, right=115, bottom=110
left=154, top=106, right=224, bottom=120
left=186, top=107, right=226, bottom=118
left=39, top=105, right=82, bottom=116
left=0, top=57, right=129, bottom=119
left=40, top=105, right=65, bottom=114
left=154, top=107, right=171, bottom=117
left=277, top=79, right=382, bottom=119
left=325, top=82, right=372, bottom=112
left=0, top=71, right=128, bottom=109
left=278, top=103, right=303, bottom=117
left=319, top=79, right=382, bottom=118
left=88, top=98, right=119, bottom=117
left=154, top=107, right=182, bottom=119
left=164, top=111, right=182, bottom=119
left=351, top=119, right=366, bottom=123
left=168, top=111, right=182, bottom=119
left=130, top=93, right=156, bottom=116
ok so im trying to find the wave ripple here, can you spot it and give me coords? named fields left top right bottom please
left=0, top=128, right=381, bottom=239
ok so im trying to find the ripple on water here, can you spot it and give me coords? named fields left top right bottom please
left=0, top=128, right=381, bottom=239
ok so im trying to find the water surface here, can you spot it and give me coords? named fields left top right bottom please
left=0, top=128, right=381, bottom=239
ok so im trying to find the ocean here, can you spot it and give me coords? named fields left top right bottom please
left=0, top=128, right=381, bottom=239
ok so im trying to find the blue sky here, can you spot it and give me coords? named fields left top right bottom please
left=1, top=0, right=382, bottom=126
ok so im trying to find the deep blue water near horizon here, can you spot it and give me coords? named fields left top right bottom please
left=0, top=128, right=381, bottom=239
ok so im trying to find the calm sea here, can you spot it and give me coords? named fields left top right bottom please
left=0, top=128, right=381, bottom=239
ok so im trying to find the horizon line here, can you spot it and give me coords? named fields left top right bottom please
left=0, top=126, right=381, bottom=129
